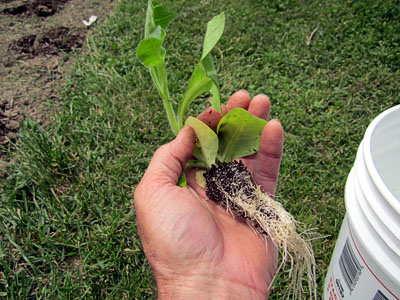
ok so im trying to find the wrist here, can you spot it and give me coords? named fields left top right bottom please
left=156, top=274, right=269, bottom=300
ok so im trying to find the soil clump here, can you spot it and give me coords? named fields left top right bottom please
left=2, top=0, right=71, bottom=17
left=9, top=26, right=83, bottom=56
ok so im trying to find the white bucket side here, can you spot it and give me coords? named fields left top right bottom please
left=354, top=144, right=400, bottom=257
left=363, top=105, right=400, bottom=213
left=324, top=171, right=400, bottom=300
left=346, top=168, right=400, bottom=285
left=324, top=105, right=400, bottom=300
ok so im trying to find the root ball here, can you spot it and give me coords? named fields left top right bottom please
left=204, top=161, right=316, bottom=299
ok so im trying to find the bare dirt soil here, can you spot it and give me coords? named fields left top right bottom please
left=0, top=0, right=116, bottom=173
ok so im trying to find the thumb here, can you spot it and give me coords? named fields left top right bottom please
left=141, top=126, right=196, bottom=186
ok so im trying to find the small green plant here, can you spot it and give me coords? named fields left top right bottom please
left=136, top=0, right=223, bottom=135
left=137, top=1, right=316, bottom=299
left=137, top=0, right=267, bottom=171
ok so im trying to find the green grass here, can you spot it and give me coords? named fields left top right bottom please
left=1, top=0, right=399, bottom=298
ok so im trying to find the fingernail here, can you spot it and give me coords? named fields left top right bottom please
left=238, top=89, right=250, bottom=95
left=271, top=118, right=281, bottom=124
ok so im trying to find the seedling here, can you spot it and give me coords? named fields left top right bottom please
left=137, top=1, right=316, bottom=298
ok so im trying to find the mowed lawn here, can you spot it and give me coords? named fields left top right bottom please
left=1, top=0, right=399, bottom=298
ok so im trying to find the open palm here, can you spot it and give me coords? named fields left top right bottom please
left=134, top=91, right=284, bottom=299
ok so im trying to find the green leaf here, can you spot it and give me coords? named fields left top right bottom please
left=137, top=39, right=162, bottom=66
left=185, top=117, right=218, bottom=168
left=152, top=0, right=177, bottom=29
left=202, top=54, right=221, bottom=113
left=184, top=160, right=208, bottom=170
left=138, top=23, right=167, bottom=66
left=201, top=12, right=225, bottom=59
left=144, top=0, right=156, bottom=38
left=139, top=2, right=171, bottom=67
left=177, top=172, right=187, bottom=187
left=177, top=12, right=225, bottom=125
left=217, top=108, right=267, bottom=162
left=202, top=53, right=218, bottom=86
left=193, top=146, right=206, bottom=162
left=145, top=0, right=176, bottom=38
left=178, top=64, right=214, bottom=127
left=200, top=13, right=225, bottom=113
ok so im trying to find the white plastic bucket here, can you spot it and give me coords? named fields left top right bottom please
left=323, top=105, right=400, bottom=300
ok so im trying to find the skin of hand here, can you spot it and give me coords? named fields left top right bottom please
left=134, top=90, right=284, bottom=300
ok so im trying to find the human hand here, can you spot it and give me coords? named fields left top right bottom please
left=134, top=90, right=284, bottom=300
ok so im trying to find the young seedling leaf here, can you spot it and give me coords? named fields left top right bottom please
left=178, top=64, right=214, bottom=127
left=193, top=146, right=206, bottom=163
left=202, top=54, right=221, bottom=113
left=209, top=85, right=221, bottom=113
left=144, top=0, right=156, bottom=38
left=137, top=36, right=163, bottom=66
left=177, top=172, right=187, bottom=187
left=185, top=117, right=218, bottom=168
left=152, top=0, right=177, bottom=30
left=177, top=12, right=225, bottom=126
left=202, top=53, right=218, bottom=86
left=184, top=159, right=208, bottom=170
left=145, top=0, right=176, bottom=38
left=201, top=13, right=225, bottom=113
left=217, top=108, right=267, bottom=162
left=201, top=12, right=225, bottom=60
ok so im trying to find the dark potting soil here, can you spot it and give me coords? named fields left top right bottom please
left=204, top=161, right=256, bottom=204
left=204, top=161, right=278, bottom=224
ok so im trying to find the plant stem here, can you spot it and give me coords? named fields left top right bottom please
left=150, top=66, right=180, bottom=135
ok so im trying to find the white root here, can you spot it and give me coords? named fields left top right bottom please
left=214, top=174, right=317, bottom=300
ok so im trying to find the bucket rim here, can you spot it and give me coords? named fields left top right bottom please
left=363, top=104, right=400, bottom=215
